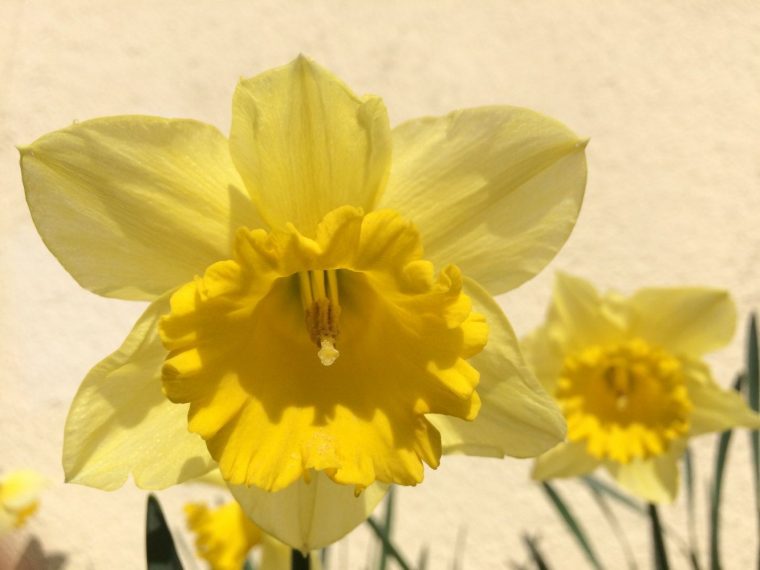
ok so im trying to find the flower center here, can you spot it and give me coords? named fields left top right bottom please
left=556, top=339, right=692, bottom=463
left=299, top=269, right=341, bottom=366
left=159, top=206, right=487, bottom=491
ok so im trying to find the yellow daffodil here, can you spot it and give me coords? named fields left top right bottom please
left=185, top=501, right=262, bottom=570
left=0, top=469, right=47, bottom=533
left=524, top=273, right=760, bottom=503
left=20, top=56, right=587, bottom=549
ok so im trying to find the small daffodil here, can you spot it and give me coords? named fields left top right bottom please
left=524, top=273, right=760, bottom=502
left=0, top=469, right=47, bottom=533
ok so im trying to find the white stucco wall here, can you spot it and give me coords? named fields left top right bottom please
left=2, top=1, right=759, bottom=568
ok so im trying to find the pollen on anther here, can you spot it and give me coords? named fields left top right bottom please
left=318, top=338, right=339, bottom=366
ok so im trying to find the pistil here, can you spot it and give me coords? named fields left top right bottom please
left=299, top=269, right=342, bottom=366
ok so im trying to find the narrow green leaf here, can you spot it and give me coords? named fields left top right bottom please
left=417, top=545, right=429, bottom=570
left=709, top=375, right=743, bottom=570
left=291, top=549, right=310, bottom=570
left=648, top=504, right=670, bottom=570
left=683, top=448, right=702, bottom=570
left=541, top=482, right=603, bottom=570
left=584, top=481, right=638, bottom=570
left=522, top=534, right=552, bottom=570
left=366, top=517, right=412, bottom=570
left=582, top=476, right=645, bottom=514
left=746, top=314, right=760, bottom=570
left=146, top=494, right=184, bottom=570
left=451, top=527, right=466, bottom=570
left=379, top=486, right=396, bottom=570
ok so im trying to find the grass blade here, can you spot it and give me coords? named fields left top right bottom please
left=417, top=545, right=429, bottom=570
left=146, top=494, right=184, bottom=570
left=648, top=504, right=670, bottom=570
left=582, top=476, right=645, bottom=514
left=541, top=482, right=603, bottom=570
left=746, top=314, right=759, bottom=570
left=366, top=517, right=412, bottom=570
left=584, top=480, right=638, bottom=570
left=683, top=448, right=701, bottom=570
left=709, top=375, right=743, bottom=570
left=379, top=486, right=396, bottom=570
left=522, top=534, right=552, bottom=570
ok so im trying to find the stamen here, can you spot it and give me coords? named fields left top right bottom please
left=298, top=270, right=342, bottom=366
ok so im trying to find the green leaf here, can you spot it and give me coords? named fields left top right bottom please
left=746, top=314, right=760, bottom=569
left=146, top=494, right=184, bottom=570
left=683, top=448, right=702, bottom=570
left=541, top=482, right=603, bottom=570
left=366, top=517, right=412, bottom=570
left=242, top=559, right=255, bottom=570
left=417, top=545, right=429, bottom=570
left=709, top=375, right=743, bottom=570
left=584, top=480, right=638, bottom=570
left=522, top=534, right=552, bottom=570
left=648, top=504, right=670, bottom=570
left=379, top=486, right=396, bottom=570
left=581, top=476, right=645, bottom=514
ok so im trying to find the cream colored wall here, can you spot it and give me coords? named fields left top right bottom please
left=1, top=1, right=759, bottom=568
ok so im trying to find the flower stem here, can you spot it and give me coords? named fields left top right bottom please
left=292, top=549, right=310, bottom=570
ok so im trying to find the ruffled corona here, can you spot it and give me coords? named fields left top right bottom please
left=556, top=339, right=692, bottom=463
left=160, top=206, right=487, bottom=491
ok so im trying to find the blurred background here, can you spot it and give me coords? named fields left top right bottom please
left=1, top=1, right=759, bottom=568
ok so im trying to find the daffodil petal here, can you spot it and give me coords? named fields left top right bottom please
left=63, top=296, right=215, bottom=490
left=430, top=278, right=566, bottom=458
left=230, top=56, right=391, bottom=235
left=606, top=440, right=684, bottom=504
left=684, top=361, right=760, bottom=435
left=185, top=501, right=261, bottom=570
left=0, top=470, right=47, bottom=512
left=20, top=116, right=258, bottom=300
left=629, top=288, right=736, bottom=356
left=521, top=324, right=564, bottom=395
left=260, top=535, right=294, bottom=570
left=549, top=273, right=628, bottom=351
left=531, top=442, right=600, bottom=480
left=381, top=107, right=587, bottom=295
left=229, top=473, right=388, bottom=552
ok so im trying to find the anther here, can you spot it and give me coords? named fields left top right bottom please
left=299, top=269, right=342, bottom=366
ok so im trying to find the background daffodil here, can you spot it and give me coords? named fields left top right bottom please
left=0, top=469, right=47, bottom=534
left=185, top=499, right=305, bottom=570
left=19, top=56, right=586, bottom=549
left=524, top=272, right=760, bottom=503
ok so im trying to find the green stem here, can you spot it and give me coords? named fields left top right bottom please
left=291, top=549, right=310, bottom=570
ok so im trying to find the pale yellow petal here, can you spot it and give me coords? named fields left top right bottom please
left=20, top=116, right=259, bottom=300
left=548, top=272, right=628, bottom=352
left=430, top=278, right=566, bottom=458
left=230, top=56, right=391, bottom=235
left=63, top=296, right=215, bottom=490
left=229, top=473, right=388, bottom=552
left=381, top=107, right=587, bottom=295
left=531, top=442, right=600, bottom=480
left=606, top=440, right=685, bottom=503
left=521, top=323, right=565, bottom=394
left=260, top=535, right=293, bottom=570
left=684, top=360, right=760, bottom=436
left=629, top=288, right=736, bottom=357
